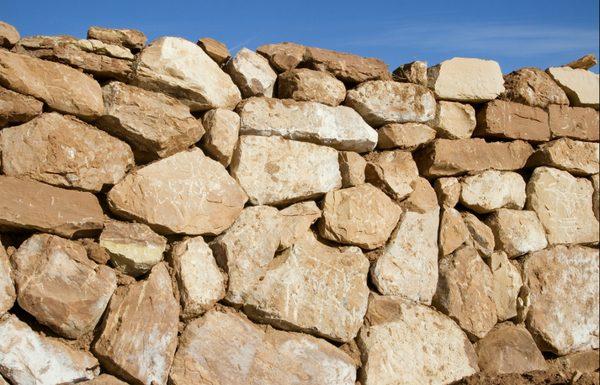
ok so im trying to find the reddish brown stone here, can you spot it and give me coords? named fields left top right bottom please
left=501, top=67, right=569, bottom=108
left=0, top=86, right=43, bottom=128
left=88, top=26, right=146, bottom=51
left=475, top=100, right=550, bottom=141
left=548, top=104, right=599, bottom=141
left=304, top=46, right=390, bottom=84
left=197, top=37, right=230, bottom=65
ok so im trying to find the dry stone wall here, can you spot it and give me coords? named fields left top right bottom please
left=0, top=20, right=598, bottom=385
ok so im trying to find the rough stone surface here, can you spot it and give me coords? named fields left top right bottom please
left=592, top=174, right=599, bottom=220
left=527, top=138, right=599, bottom=176
left=434, top=177, right=461, bottom=207
left=339, top=151, right=366, bottom=187
left=201, top=108, right=239, bottom=166
left=230, top=135, right=341, bottom=206
left=432, top=101, right=476, bottom=139
left=0, top=21, right=19, bottom=48
left=365, top=150, right=419, bottom=200
left=428, top=57, right=505, bottom=102
left=237, top=97, right=377, bottom=152
left=357, top=295, right=478, bottom=385
left=564, top=53, right=598, bottom=70
left=318, top=183, right=401, bottom=249
left=132, top=37, right=241, bottom=111
left=345, top=80, right=436, bottom=126
left=439, top=207, right=470, bottom=256
left=88, top=26, right=146, bottom=51
left=304, top=46, right=390, bottom=84
left=278, top=201, right=321, bottom=250
left=0, top=242, right=15, bottom=315
left=277, top=68, right=346, bottom=106
left=547, top=67, right=599, bottom=108
left=81, top=374, right=130, bottom=385
left=522, top=245, right=599, bottom=355
left=487, top=251, right=522, bottom=321
left=548, top=350, right=600, bottom=373
left=256, top=42, right=306, bottom=72
left=108, top=148, right=247, bottom=235
left=11, top=234, right=117, bottom=339
left=0, top=85, right=43, bottom=128
left=93, top=263, right=179, bottom=385
left=459, top=170, right=526, bottom=213
left=526, top=167, right=599, bottom=245
left=462, top=212, right=495, bottom=257
left=197, top=37, right=230, bottom=65
left=548, top=104, right=599, bottom=141
left=392, top=60, right=427, bottom=85
left=169, top=309, right=357, bottom=385
left=0, top=176, right=104, bottom=238
left=501, top=67, right=569, bottom=108
left=476, top=99, right=550, bottom=141
left=225, top=48, right=277, bottom=98
left=1, top=113, right=134, bottom=191
left=377, top=122, right=436, bottom=150
left=485, top=209, right=548, bottom=258
left=244, top=233, right=370, bottom=343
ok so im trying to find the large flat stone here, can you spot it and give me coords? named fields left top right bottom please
left=475, top=99, right=550, bottom=141
left=501, top=67, right=569, bottom=108
left=548, top=104, right=599, bottom=141
left=0, top=85, right=43, bottom=128
left=376, top=122, right=436, bottom=151
left=88, top=26, right=146, bottom=51
left=527, top=138, right=599, bottom=176
left=303, top=45, right=390, bottom=83
left=547, top=67, right=599, bottom=108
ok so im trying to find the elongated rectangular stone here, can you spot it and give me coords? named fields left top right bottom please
left=475, top=99, right=550, bottom=141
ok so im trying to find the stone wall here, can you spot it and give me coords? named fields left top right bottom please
left=0, top=21, right=598, bottom=385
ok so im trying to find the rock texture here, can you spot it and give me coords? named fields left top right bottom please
left=256, top=42, right=306, bottom=72
left=201, top=108, right=240, bottom=166
left=547, top=66, right=599, bottom=108
left=88, top=26, right=146, bottom=51
left=0, top=242, right=15, bottom=315
left=432, top=101, right=476, bottom=139
left=435, top=177, right=461, bottom=207
left=501, top=67, right=569, bottom=108
left=527, top=138, right=599, bottom=176
left=377, top=122, right=436, bottom=150
left=462, top=212, right=495, bottom=257
left=365, top=150, right=419, bottom=200
left=439, top=207, right=470, bottom=256
left=459, top=170, right=526, bottom=213
left=0, top=85, right=43, bottom=128
left=338, top=151, right=366, bottom=187
left=277, top=68, right=346, bottom=106
left=487, top=251, right=522, bottom=321
left=197, top=37, right=230, bottom=65
left=485, top=209, right=548, bottom=258
left=304, top=46, right=390, bottom=83
left=392, top=60, right=427, bottom=85
left=548, top=104, right=599, bottom=141
left=476, top=99, right=550, bottom=141
left=225, top=48, right=277, bottom=98
left=278, top=201, right=321, bottom=249
left=0, top=21, right=19, bottom=48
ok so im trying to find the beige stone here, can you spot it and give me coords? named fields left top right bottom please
left=81, top=374, right=130, bottom=385
left=256, top=42, right=306, bottom=72
left=108, top=148, right=247, bottom=235
left=237, top=97, right=377, bottom=152
left=0, top=21, right=19, bottom=48
left=377, top=122, right=436, bottom=151
left=278, top=201, right=321, bottom=250
left=304, top=45, right=390, bottom=83
left=523, top=245, right=599, bottom=355
left=132, top=37, right=241, bottom=111
left=11, top=234, right=117, bottom=339
left=564, top=53, right=598, bottom=69
left=1, top=113, right=134, bottom=191
left=486, top=209, right=548, bottom=258
left=0, top=242, right=15, bottom=315
left=338, top=151, right=366, bottom=187
left=463, top=212, right=495, bottom=257
left=88, top=26, right=146, bottom=51
left=434, top=177, right=461, bottom=208
left=225, top=48, right=277, bottom=98
left=93, top=263, right=179, bottom=385
left=197, top=37, right=230, bottom=65
left=459, top=170, right=526, bottom=213
left=277, top=68, right=346, bottom=106
left=439, top=207, right=470, bottom=256
left=201, top=108, right=239, bottom=166
left=487, top=251, right=522, bottom=321
left=0, top=85, right=43, bottom=128
left=501, top=67, right=569, bottom=108
left=548, top=350, right=600, bottom=373
left=592, top=174, right=599, bottom=220
left=432, top=101, right=476, bottom=139
left=392, top=60, right=427, bottom=85
left=230, top=135, right=341, bottom=206
left=526, top=167, right=599, bottom=245
left=548, top=104, right=599, bottom=141
left=527, top=138, right=599, bottom=176
left=547, top=66, right=599, bottom=108
left=357, top=294, right=478, bottom=385
left=365, top=150, right=419, bottom=200
left=345, top=80, right=436, bottom=126
left=0, top=176, right=104, bottom=238
left=319, top=183, right=401, bottom=249
left=476, top=99, right=550, bottom=141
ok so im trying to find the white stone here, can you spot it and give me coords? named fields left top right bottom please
left=547, top=67, right=599, bottom=108
left=487, top=251, right=522, bottom=321
left=486, top=209, right=548, bottom=258
left=225, top=48, right=277, bottom=98
left=432, top=101, right=476, bottom=139
left=460, top=170, right=526, bottom=213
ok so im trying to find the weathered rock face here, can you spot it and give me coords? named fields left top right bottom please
left=345, top=80, right=436, bottom=126
left=592, top=174, right=599, bottom=221
left=365, top=150, right=419, bottom=200
left=339, top=151, right=366, bottom=187
left=0, top=176, right=104, bottom=238
left=81, top=374, right=130, bottom=385
left=392, top=60, right=427, bottom=85
left=526, top=167, right=599, bottom=245
left=475, top=99, right=550, bottom=141
left=432, top=101, right=476, bottom=139
left=93, top=263, right=179, bottom=385
left=225, top=48, right=277, bottom=98
left=416, top=138, right=534, bottom=177
left=278, top=201, right=321, bottom=250
left=0, top=21, right=19, bottom=48
left=230, top=135, right=341, bottom=206
left=0, top=242, right=15, bottom=315
left=0, top=85, right=43, bottom=128
left=357, top=295, right=478, bottom=385
left=244, top=233, right=370, bottom=343
left=462, top=212, right=495, bottom=258
left=237, top=97, right=377, bottom=152
left=196, top=37, right=230, bottom=65
left=11, top=234, right=117, bottom=339
left=547, top=349, right=600, bottom=373
left=169, top=309, right=357, bottom=385
left=523, top=245, right=599, bottom=355
left=487, top=251, right=522, bottom=321
left=548, top=104, right=599, bottom=141
left=0, top=314, right=100, bottom=385
left=459, top=170, right=526, bottom=213
left=501, top=67, right=569, bottom=108
left=0, top=50, right=104, bottom=119
left=318, top=183, right=401, bottom=249
left=527, top=138, right=599, bottom=176
left=1, top=113, right=134, bottom=191
left=303, top=46, right=390, bottom=83
left=132, top=37, right=241, bottom=111
left=434, top=177, right=461, bottom=208
left=88, top=26, right=147, bottom=51
left=108, top=148, right=247, bottom=235
left=439, top=207, right=470, bottom=256
left=475, top=323, right=547, bottom=374
left=377, top=122, right=436, bottom=150
left=428, top=57, right=505, bottom=102
left=256, top=42, right=306, bottom=72
left=201, top=108, right=240, bottom=166
left=485, top=209, right=548, bottom=258
left=564, top=53, right=598, bottom=70
left=547, top=67, right=599, bottom=108
left=99, top=81, right=205, bottom=161
left=277, top=68, right=346, bottom=106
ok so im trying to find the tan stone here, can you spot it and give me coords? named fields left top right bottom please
left=487, top=251, right=522, bottom=321
left=88, top=26, right=147, bottom=51
left=278, top=201, right=321, bottom=250
left=439, top=207, right=470, bottom=256
left=548, top=350, right=600, bottom=373
left=526, top=167, right=599, bottom=245
left=81, top=374, right=130, bottom=385
left=230, top=135, right=341, bottom=206
left=476, top=99, right=550, bottom=141
left=459, top=170, right=526, bottom=213
left=0, top=50, right=104, bottom=119
left=392, top=60, right=427, bottom=85
left=93, top=263, right=179, bottom=385
left=485, top=209, right=547, bottom=258
left=416, top=138, right=534, bottom=177
left=434, top=177, right=461, bottom=208
left=463, top=212, right=495, bottom=258
left=377, top=122, right=436, bottom=151
left=304, top=46, right=390, bottom=83
left=357, top=294, right=478, bottom=385
left=365, top=150, right=419, bottom=200
left=79, top=238, right=111, bottom=265
left=527, top=138, right=599, bottom=176
left=0, top=176, right=104, bottom=238
left=0, top=21, right=19, bottom=48
left=432, top=101, right=476, bottom=139
left=319, top=183, right=401, bottom=249
left=339, top=151, right=366, bottom=187
left=201, top=108, right=239, bottom=166
left=475, top=323, right=547, bottom=374
left=225, top=48, right=277, bottom=98
left=169, top=309, right=356, bottom=385
left=132, top=37, right=241, bottom=111
left=197, top=37, right=230, bottom=65
left=11, top=234, right=117, bottom=339
left=565, top=53, right=598, bottom=69
left=548, top=104, right=599, bottom=141
left=108, top=148, right=247, bottom=235
left=1, top=113, right=134, bottom=191
left=244, top=233, right=369, bottom=342
left=277, top=68, right=346, bottom=106
left=523, top=245, right=599, bottom=355
left=547, top=67, right=599, bottom=108
left=99, top=81, right=205, bottom=161
left=0, top=242, right=15, bottom=315
left=256, top=42, right=306, bottom=72
left=592, top=174, right=599, bottom=220
left=345, top=80, right=436, bottom=126
left=0, top=85, right=43, bottom=128
left=501, top=67, right=569, bottom=108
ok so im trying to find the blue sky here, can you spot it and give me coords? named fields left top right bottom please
left=3, top=0, right=599, bottom=73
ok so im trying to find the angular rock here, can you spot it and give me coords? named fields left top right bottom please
left=108, top=148, right=247, bottom=235
left=548, top=350, right=600, bottom=373
left=0, top=314, right=99, bottom=385
left=548, top=104, right=599, bottom=141
left=256, top=42, right=306, bottom=72
left=99, top=81, right=205, bottom=161
left=278, top=201, right=321, bottom=250
left=82, top=374, right=130, bottom=385
left=365, top=150, right=419, bottom=200
left=357, top=295, right=478, bottom=385
left=487, top=251, right=522, bottom=321
left=0, top=242, right=15, bottom=315
left=428, top=57, right=505, bottom=102
left=526, top=167, right=599, bottom=245
left=501, top=67, right=569, bottom=108
left=527, top=138, right=599, bottom=176
left=197, top=37, right=230, bottom=65
left=0, top=50, right=104, bottom=119
left=225, top=48, right=277, bottom=98
left=459, top=170, right=526, bottom=214
left=230, top=135, right=341, bottom=206
left=523, top=245, right=599, bottom=355
left=304, top=46, right=390, bottom=83
left=338, top=151, right=366, bottom=187
left=392, top=60, right=427, bottom=85
left=434, top=176, right=461, bottom=208
left=547, top=67, right=599, bottom=108
left=345, top=80, right=436, bottom=126
left=0, top=176, right=104, bottom=238
left=0, top=21, right=19, bottom=48
left=93, top=263, right=179, bottom=385
left=475, top=323, right=547, bottom=374
left=132, top=37, right=241, bottom=111
left=318, top=183, right=401, bottom=249
left=439, top=207, right=470, bottom=256
left=485, top=209, right=548, bottom=258
left=79, top=238, right=111, bottom=265
left=564, top=53, right=598, bottom=70
left=88, top=26, right=146, bottom=51
left=592, top=174, right=599, bottom=221
left=244, top=233, right=370, bottom=342
left=0, top=85, right=43, bottom=128
left=377, top=122, right=436, bottom=151
left=169, top=309, right=356, bottom=385
left=416, top=138, right=534, bottom=177
left=277, top=68, right=346, bottom=106
left=432, top=101, right=476, bottom=139
left=201, top=108, right=239, bottom=166
left=1, top=113, right=134, bottom=191
left=462, top=212, right=495, bottom=257
left=237, top=97, right=377, bottom=152
left=475, top=99, right=550, bottom=141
